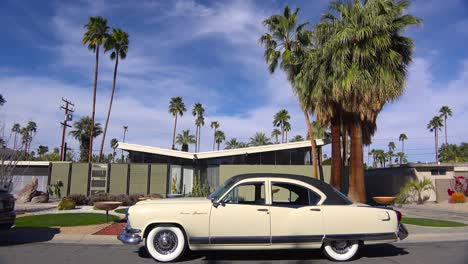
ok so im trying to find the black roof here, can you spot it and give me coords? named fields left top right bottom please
left=230, top=173, right=352, bottom=205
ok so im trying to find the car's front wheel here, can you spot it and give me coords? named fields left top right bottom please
left=322, top=240, right=360, bottom=261
left=145, top=225, right=186, bottom=262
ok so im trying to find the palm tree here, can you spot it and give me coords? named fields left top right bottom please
left=271, top=129, right=281, bottom=144
left=20, top=127, right=30, bottom=155
left=192, top=103, right=205, bottom=152
left=83, top=16, right=109, bottom=162
left=11, top=123, right=21, bottom=149
left=399, top=133, right=408, bottom=153
left=225, top=138, right=246, bottom=150
left=439, top=106, right=452, bottom=145
left=37, top=145, right=49, bottom=158
left=402, top=178, right=435, bottom=204
left=284, top=122, right=291, bottom=142
left=69, top=116, right=103, bottom=162
left=249, top=132, right=272, bottom=146
left=273, top=109, right=290, bottom=144
left=110, top=138, right=118, bottom=162
left=290, top=135, right=304, bottom=142
left=427, top=116, right=443, bottom=162
left=311, top=121, right=328, bottom=140
left=26, top=121, right=37, bottom=153
left=210, top=121, right=220, bottom=151
left=309, top=0, right=420, bottom=202
left=260, top=7, right=319, bottom=179
left=396, top=152, right=406, bottom=165
left=0, top=94, right=5, bottom=106
left=168, top=97, right=186, bottom=150
left=98, top=28, right=129, bottom=162
left=214, top=130, right=225, bottom=150
left=175, top=130, right=196, bottom=152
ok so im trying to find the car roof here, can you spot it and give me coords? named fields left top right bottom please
left=230, top=173, right=352, bottom=205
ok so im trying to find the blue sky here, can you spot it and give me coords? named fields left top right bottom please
left=1, top=0, right=468, bottom=162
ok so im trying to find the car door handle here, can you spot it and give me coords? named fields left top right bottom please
left=257, top=209, right=269, bottom=212
left=310, top=208, right=321, bottom=212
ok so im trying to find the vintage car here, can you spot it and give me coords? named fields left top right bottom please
left=0, top=191, right=16, bottom=230
left=118, top=174, right=408, bottom=262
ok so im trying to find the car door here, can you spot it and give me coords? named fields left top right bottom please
left=209, top=179, right=270, bottom=245
left=269, top=180, right=324, bottom=245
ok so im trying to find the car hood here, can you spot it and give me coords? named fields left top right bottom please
left=136, top=197, right=212, bottom=205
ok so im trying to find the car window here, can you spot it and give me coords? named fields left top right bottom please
left=272, top=182, right=319, bottom=206
left=222, top=181, right=265, bottom=205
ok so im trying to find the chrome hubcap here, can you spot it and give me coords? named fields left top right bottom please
left=331, top=240, right=350, bottom=254
left=154, top=230, right=178, bottom=255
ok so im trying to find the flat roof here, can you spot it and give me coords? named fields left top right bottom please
left=118, top=139, right=328, bottom=160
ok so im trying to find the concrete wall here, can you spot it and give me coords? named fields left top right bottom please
left=50, top=162, right=71, bottom=197
left=109, top=164, right=128, bottom=194
left=150, top=164, right=168, bottom=197
left=129, top=164, right=148, bottom=194
left=69, top=163, right=89, bottom=195
left=219, top=165, right=331, bottom=185
left=365, top=167, right=419, bottom=203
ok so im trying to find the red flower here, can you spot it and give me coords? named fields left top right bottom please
left=447, top=188, right=455, bottom=196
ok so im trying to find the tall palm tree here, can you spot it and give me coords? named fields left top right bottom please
left=387, top=141, right=396, bottom=166
left=69, top=116, right=103, bottom=162
left=176, top=130, right=196, bottom=152
left=110, top=138, right=118, bottom=162
left=210, top=121, right=220, bottom=151
left=98, top=28, right=129, bottom=162
left=439, top=106, right=452, bottom=145
left=396, top=152, right=406, bottom=165
left=192, top=103, right=205, bottom=152
left=0, top=94, right=5, bottom=106
left=271, top=129, right=281, bottom=144
left=11, top=123, right=21, bottom=149
left=225, top=138, right=246, bottom=150
left=168, top=96, right=186, bottom=150
left=290, top=135, right=304, bottom=143
left=26, top=121, right=37, bottom=153
left=214, top=130, right=225, bottom=150
left=37, top=145, right=48, bottom=158
left=273, top=109, right=290, bottom=144
left=260, top=7, right=319, bottom=179
left=399, top=133, right=408, bottom=153
left=284, top=122, right=291, bottom=142
left=427, top=116, right=443, bottom=162
left=82, top=16, right=109, bottom=162
left=249, top=132, right=272, bottom=146
left=310, top=0, right=420, bottom=202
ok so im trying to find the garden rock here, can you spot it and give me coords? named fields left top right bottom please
left=17, top=177, right=38, bottom=203
left=31, top=194, right=49, bottom=203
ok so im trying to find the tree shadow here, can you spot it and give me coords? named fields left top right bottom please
left=0, top=227, right=60, bottom=246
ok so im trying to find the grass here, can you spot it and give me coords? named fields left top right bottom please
left=402, top=217, right=467, bottom=227
left=114, top=208, right=127, bottom=214
left=15, top=213, right=120, bottom=227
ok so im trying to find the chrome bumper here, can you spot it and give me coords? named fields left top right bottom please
left=117, top=224, right=142, bottom=245
left=397, top=223, right=409, bottom=241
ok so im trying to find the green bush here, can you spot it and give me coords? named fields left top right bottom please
left=66, top=194, right=89, bottom=206
left=58, top=197, right=76, bottom=210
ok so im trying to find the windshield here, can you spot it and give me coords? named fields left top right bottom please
left=332, top=188, right=353, bottom=205
left=208, top=178, right=236, bottom=200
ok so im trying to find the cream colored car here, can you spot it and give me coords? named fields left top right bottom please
left=118, top=174, right=408, bottom=262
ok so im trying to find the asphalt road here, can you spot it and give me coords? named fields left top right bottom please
left=0, top=241, right=467, bottom=264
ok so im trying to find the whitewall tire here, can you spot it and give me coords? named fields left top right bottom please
left=322, top=240, right=360, bottom=261
left=145, top=226, right=186, bottom=262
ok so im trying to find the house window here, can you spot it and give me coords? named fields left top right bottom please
left=431, top=169, right=446, bottom=175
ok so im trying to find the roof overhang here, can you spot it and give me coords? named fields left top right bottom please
left=118, top=139, right=329, bottom=160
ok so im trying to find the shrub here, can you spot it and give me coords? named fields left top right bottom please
left=66, top=194, right=89, bottom=206
left=88, top=193, right=116, bottom=205
left=449, top=192, right=466, bottom=203
left=399, top=178, right=435, bottom=204
left=88, top=193, right=145, bottom=206
left=57, top=197, right=76, bottom=210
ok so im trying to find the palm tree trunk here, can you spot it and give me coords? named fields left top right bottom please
left=98, top=56, right=119, bottom=163
left=217, top=142, right=220, bottom=151
left=89, top=44, right=100, bottom=162
left=197, top=125, right=201, bottom=152
left=172, top=115, right=178, bottom=150
left=435, top=129, right=438, bottom=162
left=13, top=133, right=17, bottom=150
left=303, top=110, right=318, bottom=179
left=275, top=135, right=278, bottom=144
left=348, top=117, right=366, bottom=203
left=330, top=114, right=342, bottom=189
left=444, top=117, right=448, bottom=145
left=281, top=125, right=284, bottom=144
left=194, top=125, right=199, bottom=152
left=402, top=140, right=405, bottom=153
left=213, top=129, right=216, bottom=151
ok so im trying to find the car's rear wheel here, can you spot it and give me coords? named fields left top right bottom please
left=145, top=225, right=186, bottom=262
left=322, top=240, right=360, bottom=261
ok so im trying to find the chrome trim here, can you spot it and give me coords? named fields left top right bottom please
left=397, top=223, right=409, bottom=241
left=117, top=223, right=142, bottom=245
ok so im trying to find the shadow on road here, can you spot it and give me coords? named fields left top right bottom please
left=0, top=227, right=60, bottom=246
left=136, top=243, right=409, bottom=262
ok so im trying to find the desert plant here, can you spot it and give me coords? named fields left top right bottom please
left=401, top=178, right=435, bottom=204
left=171, top=176, right=179, bottom=194
left=47, top=181, right=63, bottom=198
left=187, top=175, right=211, bottom=197
left=57, top=197, right=76, bottom=210
left=66, top=194, right=89, bottom=206
left=449, top=192, right=466, bottom=203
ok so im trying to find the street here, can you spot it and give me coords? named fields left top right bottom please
left=1, top=241, right=467, bottom=264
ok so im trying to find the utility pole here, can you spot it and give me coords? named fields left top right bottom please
left=121, top=125, right=128, bottom=163
left=60, top=98, right=74, bottom=161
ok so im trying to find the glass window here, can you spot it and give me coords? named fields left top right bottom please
left=222, top=181, right=265, bottom=205
left=272, top=182, right=316, bottom=206
left=431, top=169, right=446, bottom=175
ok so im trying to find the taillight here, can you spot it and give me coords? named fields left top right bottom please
left=395, top=210, right=402, bottom=222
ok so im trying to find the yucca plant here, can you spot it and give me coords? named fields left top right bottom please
left=401, top=178, right=435, bottom=205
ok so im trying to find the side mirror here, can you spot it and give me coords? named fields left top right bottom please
left=212, top=200, right=220, bottom=208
